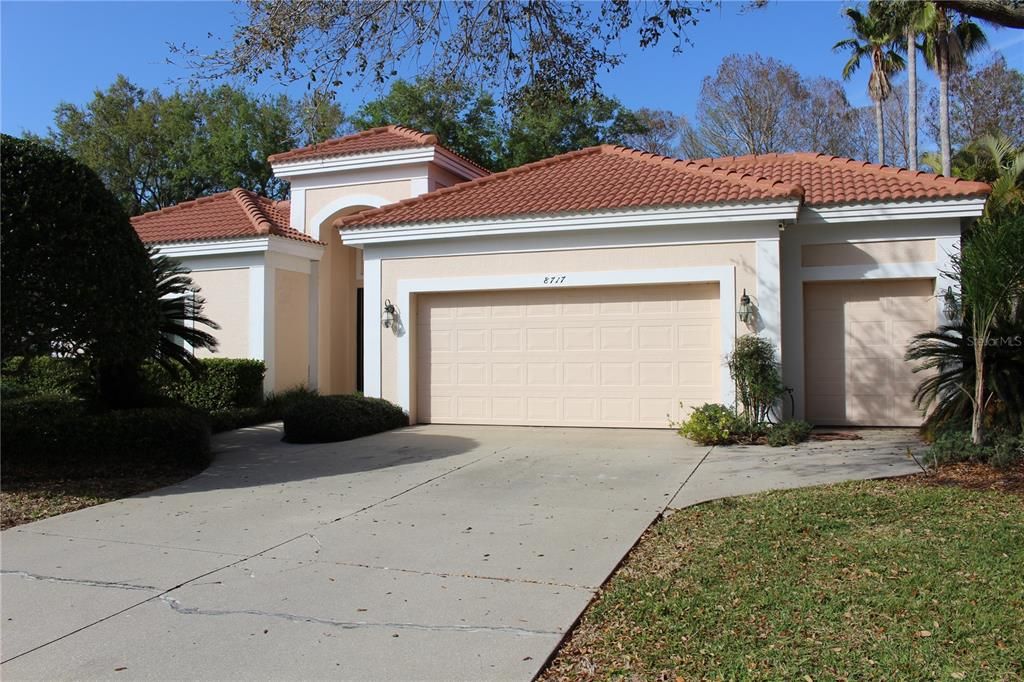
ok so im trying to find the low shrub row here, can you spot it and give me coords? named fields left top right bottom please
left=675, top=403, right=812, bottom=447
left=926, top=428, right=1023, bottom=469
left=282, top=394, right=408, bottom=444
left=145, top=358, right=266, bottom=411
left=1, top=356, right=91, bottom=400
left=1, top=396, right=212, bottom=480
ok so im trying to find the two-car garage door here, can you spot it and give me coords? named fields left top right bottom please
left=416, top=284, right=720, bottom=428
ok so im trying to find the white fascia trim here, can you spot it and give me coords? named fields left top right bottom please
left=272, top=147, right=436, bottom=179
left=800, top=261, right=938, bottom=282
left=267, top=235, right=325, bottom=261
left=392, top=266, right=737, bottom=418
left=152, top=238, right=271, bottom=258
left=802, top=198, right=986, bottom=223
left=342, top=201, right=801, bottom=246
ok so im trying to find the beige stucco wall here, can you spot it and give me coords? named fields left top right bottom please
left=379, top=241, right=756, bottom=412
left=801, top=239, right=936, bottom=267
left=274, top=268, right=311, bottom=391
left=305, top=180, right=413, bottom=227
left=315, top=227, right=361, bottom=394
left=190, top=268, right=249, bottom=359
left=429, top=165, right=468, bottom=191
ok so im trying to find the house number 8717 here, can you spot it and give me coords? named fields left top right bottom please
left=543, top=275, right=566, bottom=284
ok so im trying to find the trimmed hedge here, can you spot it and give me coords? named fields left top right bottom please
left=282, top=394, right=408, bottom=444
left=1, top=396, right=212, bottom=479
left=146, top=358, right=266, bottom=411
left=1, top=356, right=91, bottom=400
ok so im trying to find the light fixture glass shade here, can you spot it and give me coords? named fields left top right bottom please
left=382, top=299, right=396, bottom=328
left=738, top=289, right=755, bottom=324
left=943, top=287, right=959, bottom=319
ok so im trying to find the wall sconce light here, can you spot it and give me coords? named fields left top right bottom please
left=943, top=286, right=959, bottom=319
left=737, top=289, right=755, bottom=324
left=382, top=298, right=397, bottom=329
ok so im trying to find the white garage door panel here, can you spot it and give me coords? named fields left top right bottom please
left=804, top=279, right=934, bottom=426
left=417, top=284, right=720, bottom=427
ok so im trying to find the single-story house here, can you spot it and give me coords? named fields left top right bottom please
left=131, top=125, right=990, bottom=428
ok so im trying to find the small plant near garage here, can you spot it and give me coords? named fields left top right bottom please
left=675, top=335, right=812, bottom=447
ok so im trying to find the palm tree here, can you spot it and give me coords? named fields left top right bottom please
left=871, top=0, right=935, bottom=171
left=922, top=8, right=987, bottom=176
left=148, top=248, right=220, bottom=377
left=834, top=7, right=905, bottom=165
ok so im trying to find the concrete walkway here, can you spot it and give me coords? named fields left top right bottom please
left=1, top=424, right=923, bottom=681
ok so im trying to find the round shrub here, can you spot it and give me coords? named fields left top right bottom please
left=767, top=419, right=814, bottom=447
left=677, top=403, right=743, bottom=445
left=0, top=135, right=160, bottom=406
left=282, top=394, right=408, bottom=444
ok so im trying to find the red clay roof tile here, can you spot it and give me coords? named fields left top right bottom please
left=338, top=145, right=804, bottom=229
left=696, top=152, right=990, bottom=206
left=130, top=188, right=322, bottom=246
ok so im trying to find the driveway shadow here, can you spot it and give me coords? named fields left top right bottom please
left=135, top=425, right=481, bottom=496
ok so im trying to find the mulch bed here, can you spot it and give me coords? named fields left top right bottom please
left=899, top=461, right=1024, bottom=495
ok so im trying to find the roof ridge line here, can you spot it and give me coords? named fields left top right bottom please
left=231, top=188, right=273, bottom=235
left=602, top=146, right=804, bottom=199
left=129, top=190, right=234, bottom=223
left=334, top=147, right=604, bottom=228
left=268, top=125, right=438, bottom=164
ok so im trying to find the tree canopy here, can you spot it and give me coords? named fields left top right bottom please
left=176, top=1, right=712, bottom=105
left=41, top=76, right=344, bottom=215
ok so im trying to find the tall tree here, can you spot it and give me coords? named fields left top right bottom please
left=795, top=77, right=868, bottom=159
left=619, top=109, right=687, bottom=157
left=922, top=7, right=987, bottom=175
left=504, top=87, right=647, bottom=168
left=834, top=7, right=905, bottom=165
left=882, top=79, right=928, bottom=169
left=352, top=77, right=504, bottom=170
left=926, top=54, right=1024, bottom=152
left=176, top=1, right=711, bottom=104
left=43, top=76, right=344, bottom=215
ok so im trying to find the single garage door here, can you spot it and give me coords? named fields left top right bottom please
left=804, top=279, right=935, bottom=426
left=416, top=283, right=720, bottom=427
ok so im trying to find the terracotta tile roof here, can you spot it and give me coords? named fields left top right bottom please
left=695, top=152, right=990, bottom=206
left=268, top=125, right=436, bottom=164
left=131, top=188, right=323, bottom=245
left=338, top=145, right=804, bottom=229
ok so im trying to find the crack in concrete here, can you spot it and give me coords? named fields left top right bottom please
left=287, top=556, right=595, bottom=591
left=1, top=570, right=158, bottom=592
left=157, top=595, right=560, bottom=637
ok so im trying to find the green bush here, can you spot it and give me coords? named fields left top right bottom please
left=1, top=356, right=92, bottom=400
left=209, top=387, right=319, bottom=433
left=1, top=396, right=211, bottom=479
left=282, top=394, right=408, bottom=444
left=991, top=432, right=1024, bottom=469
left=927, top=429, right=990, bottom=465
left=767, top=419, right=814, bottom=447
left=676, top=403, right=745, bottom=446
left=728, top=334, right=784, bottom=425
left=147, top=358, right=266, bottom=411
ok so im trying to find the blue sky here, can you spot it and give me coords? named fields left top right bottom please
left=2, top=0, right=1022, bottom=138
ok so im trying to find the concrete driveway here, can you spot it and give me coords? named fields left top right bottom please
left=1, top=424, right=922, bottom=680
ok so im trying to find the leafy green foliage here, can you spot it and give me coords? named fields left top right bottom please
left=1, top=356, right=92, bottom=400
left=40, top=76, right=343, bottom=215
left=282, top=394, right=408, bottom=444
left=926, top=428, right=1022, bottom=469
left=149, top=249, right=221, bottom=377
left=1, top=397, right=211, bottom=479
left=676, top=403, right=745, bottom=446
left=147, top=358, right=267, bottom=412
left=208, top=386, right=319, bottom=433
left=727, top=334, right=784, bottom=426
left=766, top=419, right=814, bottom=447
left=352, top=77, right=503, bottom=171
left=0, top=134, right=160, bottom=407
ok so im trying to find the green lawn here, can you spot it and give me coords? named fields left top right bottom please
left=542, top=480, right=1024, bottom=681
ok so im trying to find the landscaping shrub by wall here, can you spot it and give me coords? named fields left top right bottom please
left=1, top=396, right=212, bottom=479
left=282, top=394, right=408, bottom=444
left=1, top=356, right=91, bottom=400
left=147, top=358, right=265, bottom=411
